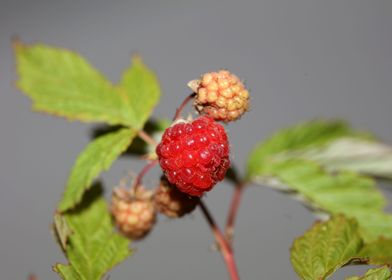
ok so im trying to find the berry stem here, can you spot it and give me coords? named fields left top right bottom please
left=172, top=93, right=196, bottom=121
left=199, top=200, right=241, bottom=280
left=225, top=182, right=246, bottom=246
left=132, top=160, right=158, bottom=190
left=138, top=130, right=157, bottom=147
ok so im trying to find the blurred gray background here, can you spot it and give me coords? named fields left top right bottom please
left=1, top=0, right=391, bottom=279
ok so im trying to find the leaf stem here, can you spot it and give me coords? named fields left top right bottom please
left=131, top=160, right=158, bottom=190
left=225, top=182, right=247, bottom=245
left=199, top=200, right=241, bottom=280
left=172, top=93, right=196, bottom=121
left=137, top=130, right=157, bottom=147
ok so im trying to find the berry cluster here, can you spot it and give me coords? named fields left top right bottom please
left=112, top=70, right=248, bottom=240
left=154, top=176, right=200, bottom=218
left=156, top=116, right=230, bottom=197
left=112, top=177, right=201, bottom=239
left=111, top=187, right=156, bottom=240
left=189, top=70, right=249, bottom=122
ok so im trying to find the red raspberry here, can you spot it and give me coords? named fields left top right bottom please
left=154, top=176, right=200, bottom=218
left=156, top=116, right=230, bottom=196
left=188, top=70, right=249, bottom=122
left=111, top=187, right=156, bottom=240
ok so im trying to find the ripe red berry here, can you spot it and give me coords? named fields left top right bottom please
left=188, top=70, right=249, bottom=122
left=111, top=187, right=156, bottom=240
left=154, top=176, right=200, bottom=218
left=156, top=116, right=230, bottom=196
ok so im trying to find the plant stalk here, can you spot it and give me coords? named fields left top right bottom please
left=132, top=160, right=158, bottom=190
left=172, top=93, right=196, bottom=121
left=138, top=130, right=157, bottom=147
left=199, top=200, right=240, bottom=280
left=225, top=182, right=246, bottom=246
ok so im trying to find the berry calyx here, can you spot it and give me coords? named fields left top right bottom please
left=156, top=116, right=230, bottom=197
left=188, top=70, right=249, bottom=122
left=111, top=187, right=156, bottom=240
left=154, top=176, right=200, bottom=218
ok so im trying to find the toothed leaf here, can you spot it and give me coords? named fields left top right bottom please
left=291, top=216, right=363, bottom=280
left=58, top=128, right=136, bottom=212
left=54, top=185, right=131, bottom=280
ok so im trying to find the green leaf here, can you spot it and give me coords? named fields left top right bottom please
left=58, top=128, right=136, bottom=212
left=14, top=41, right=133, bottom=125
left=291, top=215, right=363, bottom=280
left=294, top=138, right=392, bottom=180
left=346, top=267, right=392, bottom=280
left=119, top=55, right=161, bottom=130
left=246, top=120, right=367, bottom=179
left=53, top=213, right=73, bottom=251
left=246, top=120, right=392, bottom=242
left=15, top=42, right=161, bottom=130
left=358, top=238, right=392, bottom=266
left=350, top=211, right=392, bottom=242
left=254, top=159, right=391, bottom=242
left=262, top=160, right=385, bottom=212
left=54, top=184, right=131, bottom=280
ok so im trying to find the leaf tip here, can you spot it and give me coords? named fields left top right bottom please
left=131, top=53, right=144, bottom=65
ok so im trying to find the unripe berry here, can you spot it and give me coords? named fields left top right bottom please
left=154, top=176, right=200, bottom=218
left=188, top=70, right=249, bottom=122
left=156, top=116, right=230, bottom=197
left=111, top=187, right=156, bottom=240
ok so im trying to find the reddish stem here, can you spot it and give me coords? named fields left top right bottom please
left=199, top=200, right=240, bottom=280
left=138, top=130, right=157, bottom=147
left=172, top=93, right=196, bottom=121
left=131, top=160, right=158, bottom=190
left=225, top=182, right=246, bottom=246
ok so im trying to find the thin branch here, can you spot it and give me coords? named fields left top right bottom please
left=131, top=160, right=158, bottom=190
left=138, top=130, right=157, bottom=147
left=172, top=93, right=196, bottom=121
left=225, top=182, right=247, bottom=246
left=199, top=200, right=240, bottom=280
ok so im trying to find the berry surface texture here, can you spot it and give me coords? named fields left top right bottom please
left=156, top=116, right=230, bottom=197
left=190, top=70, right=249, bottom=122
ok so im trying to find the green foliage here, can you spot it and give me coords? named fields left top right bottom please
left=247, top=120, right=392, bottom=242
left=15, top=41, right=161, bottom=212
left=14, top=41, right=160, bottom=129
left=53, top=213, right=72, bottom=251
left=15, top=41, right=392, bottom=279
left=291, top=215, right=392, bottom=279
left=292, top=215, right=392, bottom=279
left=346, top=267, right=392, bottom=280
left=15, top=41, right=164, bottom=278
left=53, top=184, right=132, bottom=280
left=119, top=56, right=161, bottom=130
left=351, top=211, right=392, bottom=242
left=293, top=138, right=392, bottom=180
left=58, top=128, right=136, bottom=212
left=291, top=215, right=363, bottom=280
left=246, top=120, right=367, bottom=179
left=358, top=238, right=392, bottom=266
left=259, top=159, right=392, bottom=241
left=14, top=41, right=132, bottom=125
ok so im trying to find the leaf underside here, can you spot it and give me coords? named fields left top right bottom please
left=247, top=120, right=392, bottom=242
